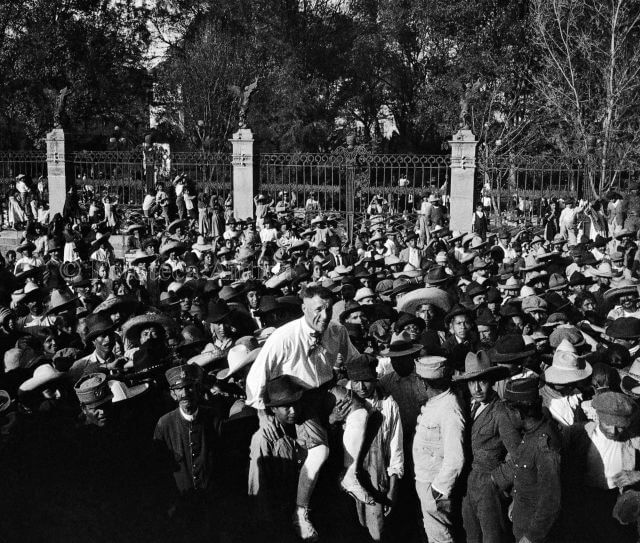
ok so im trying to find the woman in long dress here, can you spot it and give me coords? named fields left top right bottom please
left=7, top=190, right=27, bottom=229
left=210, top=195, right=224, bottom=239
left=197, top=192, right=210, bottom=236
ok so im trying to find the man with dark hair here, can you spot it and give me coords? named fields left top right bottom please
left=453, top=352, right=519, bottom=543
left=496, top=377, right=562, bottom=543
left=248, top=375, right=306, bottom=538
left=246, top=284, right=369, bottom=541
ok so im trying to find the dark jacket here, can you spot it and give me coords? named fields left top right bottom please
left=500, top=417, right=562, bottom=543
left=153, top=406, right=222, bottom=495
left=469, top=396, right=521, bottom=473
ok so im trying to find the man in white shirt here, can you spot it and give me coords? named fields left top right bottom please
left=399, top=233, right=425, bottom=269
left=565, top=391, right=640, bottom=542
left=246, top=284, right=369, bottom=541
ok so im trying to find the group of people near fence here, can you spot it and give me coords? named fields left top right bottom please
left=1, top=174, right=640, bottom=542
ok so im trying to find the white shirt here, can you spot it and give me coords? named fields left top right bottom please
left=585, top=426, right=636, bottom=489
left=246, top=316, right=358, bottom=409
left=260, top=228, right=278, bottom=244
left=179, top=408, right=199, bottom=422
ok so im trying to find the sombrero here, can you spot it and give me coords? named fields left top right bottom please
left=167, top=219, right=187, bottom=234
left=397, top=287, right=452, bottom=314
left=159, top=241, right=188, bottom=257
left=121, top=313, right=177, bottom=345
left=94, top=294, right=140, bottom=316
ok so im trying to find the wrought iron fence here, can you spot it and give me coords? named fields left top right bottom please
left=71, top=150, right=233, bottom=209
left=478, top=155, right=640, bottom=225
left=171, top=152, right=233, bottom=203
left=259, top=148, right=450, bottom=225
left=0, top=151, right=47, bottom=197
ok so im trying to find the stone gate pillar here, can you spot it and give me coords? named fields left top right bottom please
left=229, top=128, right=255, bottom=220
left=46, top=129, right=74, bottom=217
left=449, top=129, right=478, bottom=233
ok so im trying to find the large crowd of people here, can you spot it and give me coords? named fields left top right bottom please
left=0, top=173, right=639, bottom=543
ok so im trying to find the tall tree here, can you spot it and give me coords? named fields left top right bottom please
left=0, top=0, right=151, bottom=148
left=531, top=0, right=640, bottom=194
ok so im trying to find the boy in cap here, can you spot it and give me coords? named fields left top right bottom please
left=497, top=377, right=562, bottom=543
left=344, top=354, right=404, bottom=542
left=248, top=375, right=306, bottom=538
left=153, top=364, right=223, bottom=542
left=563, top=391, right=640, bottom=542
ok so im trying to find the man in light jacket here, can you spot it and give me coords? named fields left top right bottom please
left=412, top=354, right=465, bottom=543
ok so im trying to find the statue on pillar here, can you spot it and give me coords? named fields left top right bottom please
left=228, top=77, right=259, bottom=129
left=459, top=79, right=481, bottom=130
left=53, top=87, right=73, bottom=129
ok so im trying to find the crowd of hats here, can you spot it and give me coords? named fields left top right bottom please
left=1, top=186, right=640, bottom=540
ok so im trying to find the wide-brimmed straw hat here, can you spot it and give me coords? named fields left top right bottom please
left=159, top=241, right=188, bottom=257
left=167, top=219, right=187, bottom=234
left=604, top=279, right=639, bottom=302
left=131, top=249, right=156, bottom=266
left=121, top=313, right=177, bottom=344
left=46, top=289, right=79, bottom=316
left=108, top=380, right=149, bottom=402
left=453, top=351, right=509, bottom=382
left=19, top=364, right=64, bottom=393
left=544, top=339, right=592, bottom=385
left=94, top=294, right=140, bottom=316
left=397, top=287, right=452, bottom=314
left=192, top=236, right=213, bottom=253
left=620, top=360, right=640, bottom=399
left=126, top=224, right=146, bottom=234
left=217, top=344, right=262, bottom=380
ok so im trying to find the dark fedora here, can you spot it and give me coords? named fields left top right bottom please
left=389, top=278, right=422, bottom=297
left=206, top=301, right=232, bottom=324
left=379, top=337, right=423, bottom=358
left=345, top=353, right=378, bottom=381
left=453, top=351, right=509, bottom=382
left=264, top=375, right=305, bottom=407
left=256, top=295, right=282, bottom=315
left=489, top=334, right=536, bottom=364
left=424, top=266, right=450, bottom=285
left=132, top=338, right=171, bottom=370
left=606, top=317, right=640, bottom=340
left=394, top=312, right=426, bottom=334
left=85, top=313, right=116, bottom=342
left=568, top=271, right=595, bottom=287
left=467, top=283, right=487, bottom=299
left=444, top=304, right=472, bottom=325
left=339, top=301, right=363, bottom=323
left=176, top=325, right=208, bottom=354
left=504, top=376, right=540, bottom=403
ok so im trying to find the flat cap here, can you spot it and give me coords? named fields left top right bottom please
left=521, top=295, right=548, bottom=314
left=415, top=356, right=449, bottom=379
left=592, top=391, right=637, bottom=427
